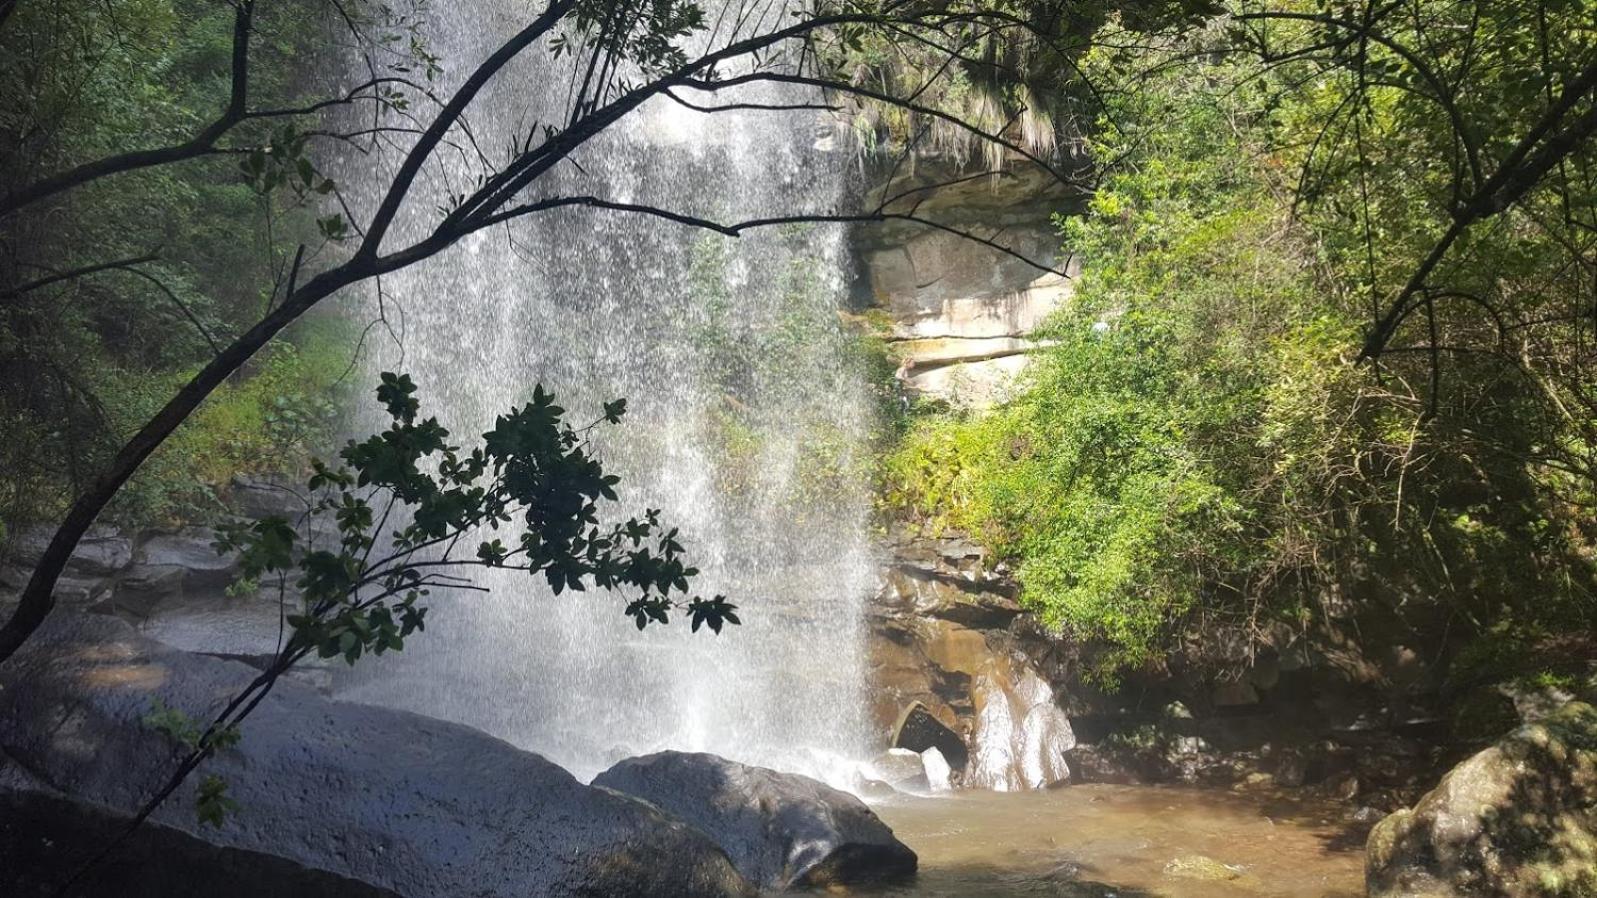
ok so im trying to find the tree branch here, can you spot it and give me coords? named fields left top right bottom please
left=0, top=1, right=256, bottom=217
left=480, top=194, right=1068, bottom=277
left=358, top=0, right=578, bottom=258
left=0, top=253, right=160, bottom=298
left=1360, top=57, right=1597, bottom=360
left=0, top=1, right=1071, bottom=667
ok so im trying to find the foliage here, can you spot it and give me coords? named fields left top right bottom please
left=811, top=0, right=1210, bottom=165
left=0, top=0, right=371, bottom=545
left=684, top=231, right=893, bottom=520
left=108, top=317, right=357, bottom=527
left=143, top=373, right=732, bottom=826
left=884, top=13, right=1597, bottom=683
left=217, top=372, right=736, bottom=662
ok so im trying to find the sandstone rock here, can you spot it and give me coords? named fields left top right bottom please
left=892, top=701, right=970, bottom=774
left=593, top=751, right=917, bottom=889
left=926, top=620, right=991, bottom=676
left=967, top=664, right=1074, bottom=790
left=0, top=613, right=755, bottom=898
left=880, top=564, right=1020, bottom=630
left=857, top=158, right=1082, bottom=407
left=1367, top=702, right=1597, bottom=898
left=905, top=352, right=1032, bottom=408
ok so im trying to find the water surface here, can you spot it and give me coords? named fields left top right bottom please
left=859, top=786, right=1367, bottom=897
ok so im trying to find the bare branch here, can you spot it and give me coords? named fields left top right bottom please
left=663, top=88, right=839, bottom=114
left=479, top=194, right=1068, bottom=277
left=0, top=253, right=160, bottom=298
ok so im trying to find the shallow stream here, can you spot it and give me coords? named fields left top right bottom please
left=853, top=786, right=1367, bottom=898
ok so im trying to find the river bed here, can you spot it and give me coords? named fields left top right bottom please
left=853, top=785, right=1368, bottom=897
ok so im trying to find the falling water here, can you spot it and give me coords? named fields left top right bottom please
left=331, top=1, right=877, bottom=783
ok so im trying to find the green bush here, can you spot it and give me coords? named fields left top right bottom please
left=107, top=318, right=357, bottom=528
left=882, top=22, right=1597, bottom=684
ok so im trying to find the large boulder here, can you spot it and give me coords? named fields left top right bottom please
left=592, top=751, right=917, bottom=889
left=8, top=525, right=133, bottom=578
left=0, top=613, right=755, bottom=898
left=133, top=527, right=241, bottom=593
left=1366, top=701, right=1597, bottom=898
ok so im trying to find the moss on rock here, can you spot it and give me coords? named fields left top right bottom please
left=1368, top=702, right=1597, bottom=898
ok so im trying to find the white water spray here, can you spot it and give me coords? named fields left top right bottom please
left=332, top=1, right=877, bottom=784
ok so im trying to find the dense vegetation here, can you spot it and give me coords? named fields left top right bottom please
left=885, top=1, right=1597, bottom=685
left=0, top=0, right=361, bottom=544
left=4, top=0, right=1594, bottom=695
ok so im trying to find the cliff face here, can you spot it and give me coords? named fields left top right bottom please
left=852, top=154, right=1084, bottom=787
left=853, top=157, right=1084, bottom=407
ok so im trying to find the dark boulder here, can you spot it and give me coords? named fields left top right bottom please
left=0, top=613, right=755, bottom=898
left=1062, top=744, right=1166, bottom=785
left=593, top=751, right=918, bottom=889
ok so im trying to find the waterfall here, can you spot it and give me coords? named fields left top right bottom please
left=330, top=1, right=877, bottom=783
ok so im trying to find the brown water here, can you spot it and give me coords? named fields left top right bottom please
left=853, top=785, right=1368, bottom=898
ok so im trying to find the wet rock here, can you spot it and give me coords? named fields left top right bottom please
left=872, top=530, right=1084, bottom=793
left=1352, top=805, right=1385, bottom=824
left=50, top=575, right=114, bottom=609
left=0, top=613, right=755, bottom=898
left=1272, top=746, right=1308, bottom=787
left=9, top=524, right=133, bottom=578
left=593, top=751, right=917, bottom=889
left=230, top=475, right=313, bottom=522
left=893, top=701, right=970, bottom=773
left=135, top=528, right=240, bottom=592
left=1367, top=702, right=1597, bottom=898
left=854, top=777, right=899, bottom=800
left=112, top=563, right=189, bottom=617
left=868, top=748, right=930, bottom=791
left=1235, top=771, right=1275, bottom=791
left=866, top=616, right=973, bottom=746
left=1212, top=679, right=1260, bottom=707
left=967, top=664, right=1074, bottom=790
left=1324, top=772, right=1361, bottom=802
left=921, top=747, right=954, bottom=792
left=1061, top=744, right=1160, bottom=785
left=880, top=564, right=1021, bottom=630
left=228, top=476, right=340, bottom=550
